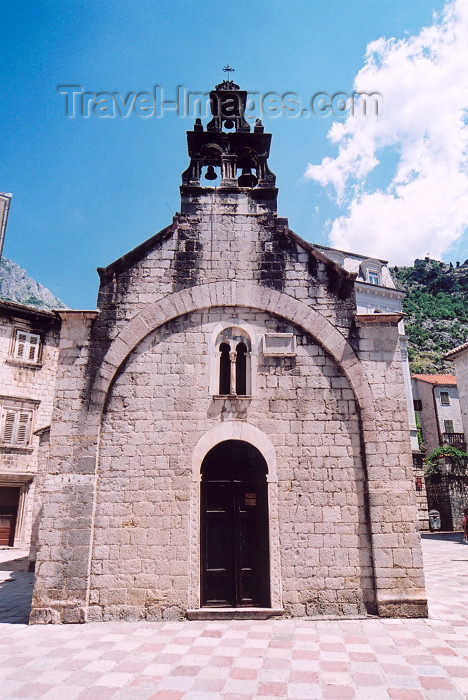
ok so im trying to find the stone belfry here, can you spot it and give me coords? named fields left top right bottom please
left=30, top=75, right=427, bottom=624
left=172, top=76, right=307, bottom=294
left=182, top=76, right=276, bottom=192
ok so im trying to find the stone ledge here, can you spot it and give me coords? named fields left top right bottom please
left=5, top=358, right=43, bottom=370
left=355, top=312, right=405, bottom=326
left=212, top=395, right=252, bottom=401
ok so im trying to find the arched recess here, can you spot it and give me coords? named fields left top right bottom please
left=188, top=422, right=281, bottom=610
left=83, top=282, right=378, bottom=610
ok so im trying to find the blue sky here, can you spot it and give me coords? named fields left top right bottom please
left=2, top=0, right=466, bottom=309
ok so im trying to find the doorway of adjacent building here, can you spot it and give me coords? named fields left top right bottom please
left=0, top=487, right=21, bottom=547
left=200, top=440, right=270, bottom=608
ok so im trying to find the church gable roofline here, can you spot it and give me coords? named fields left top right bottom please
left=284, top=227, right=357, bottom=283
left=97, top=221, right=177, bottom=281
left=97, top=216, right=356, bottom=287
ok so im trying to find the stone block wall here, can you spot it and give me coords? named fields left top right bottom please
left=30, top=310, right=98, bottom=621
left=355, top=317, right=426, bottom=616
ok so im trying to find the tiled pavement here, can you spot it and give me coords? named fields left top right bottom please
left=0, top=534, right=466, bottom=699
left=0, top=549, right=34, bottom=624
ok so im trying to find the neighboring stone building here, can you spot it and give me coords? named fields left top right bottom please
left=445, top=342, right=468, bottom=442
left=30, top=80, right=427, bottom=624
left=315, top=245, right=419, bottom=454
left=316, top=247, right=426, bottom=529
left=411, top=375, right=465, bottom=454
left=412, top=374, right=466, bottom=530
left=0, top=300, right=60, bottom=547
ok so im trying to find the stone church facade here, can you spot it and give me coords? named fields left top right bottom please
left=30, top=81, right=427, bottom=623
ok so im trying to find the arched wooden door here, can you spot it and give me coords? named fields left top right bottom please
left=201, top=440, right=270, bottom=608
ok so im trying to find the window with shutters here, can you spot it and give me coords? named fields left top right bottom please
left=444, top=420, right=454, bottom=434
left=12, top=330, right=41, bottom=363
left=0, top=407, right=33, bottom=447
left=440, top=391, right=450, bottom=406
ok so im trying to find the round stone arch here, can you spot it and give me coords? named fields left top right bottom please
left=83, top=281, right=380, bottom=614
left=87, top=280, right=376, bottom=432
left=191, top=421, right=277, bottom=482
left=188, top=422, right=282, bottom=610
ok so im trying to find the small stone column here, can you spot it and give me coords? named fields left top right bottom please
left=220, top=155, right=237, bottom=186
left=229, top=350, right=237, bottom=395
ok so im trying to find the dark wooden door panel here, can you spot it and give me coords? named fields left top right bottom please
left=201, top=477, right=270, bottom=608
left=237, top=483, right=269, bottom=607
left=0, top=515, right=14, bottom=546
left=0, top=487, right=20, bottom=547
left=202, top=482, right=234, bottom=606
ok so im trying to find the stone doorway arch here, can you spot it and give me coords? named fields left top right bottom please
left=188, top=422, right=282, bottom=611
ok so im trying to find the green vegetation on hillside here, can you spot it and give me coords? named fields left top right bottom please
left=391, top=258, right=468, bottom=374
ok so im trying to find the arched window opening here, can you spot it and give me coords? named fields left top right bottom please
left=235, top=342, right=247, bottom=395
left=214, top=327, right=252, bottom=397
left=219, top=343, right=231, bottom=395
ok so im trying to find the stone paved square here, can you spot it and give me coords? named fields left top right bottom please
left=0, top=533, right=467, bottom=698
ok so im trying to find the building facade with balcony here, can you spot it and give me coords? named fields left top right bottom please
left=445, top=342, right=468, bottom=445
left=411, top=375, right=465, bottom=453
left=412, top=374, right=466, bottom=530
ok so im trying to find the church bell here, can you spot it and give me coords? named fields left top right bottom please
left=204, top=165, right=218, bottom=181
left=237, top=167, right=258, bottom=188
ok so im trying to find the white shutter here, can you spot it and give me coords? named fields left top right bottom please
left=14, top=330, right=41, bottom=362
left=1, top=410, right=16, bottom=444
left=1, top=408, right=33, bottom=446
left=14, top=332, right=28, bottom=359
left=16, top=412, right=32, bottom=445
left=28, top=334, right=40, bottom=362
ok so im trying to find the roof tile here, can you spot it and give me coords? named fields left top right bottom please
left=412, top=374, right=457, bottom=385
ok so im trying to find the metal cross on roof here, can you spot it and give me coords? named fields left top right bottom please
left=223, top=65, right=235, bottom=78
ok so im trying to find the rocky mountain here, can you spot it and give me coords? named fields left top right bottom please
left=391, top=258, right=468, bottom=374
left=0, top=257, right=66, bottom=310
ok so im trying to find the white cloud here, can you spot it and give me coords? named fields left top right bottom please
left=305, top=0, right=468, bottom=264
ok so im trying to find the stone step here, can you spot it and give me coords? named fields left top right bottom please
left=186, top=607, right=285, bottom=621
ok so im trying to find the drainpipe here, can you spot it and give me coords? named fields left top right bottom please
left=0, top=193, right=12, bottom=263
left=432, top=386, right=443, bottom=446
